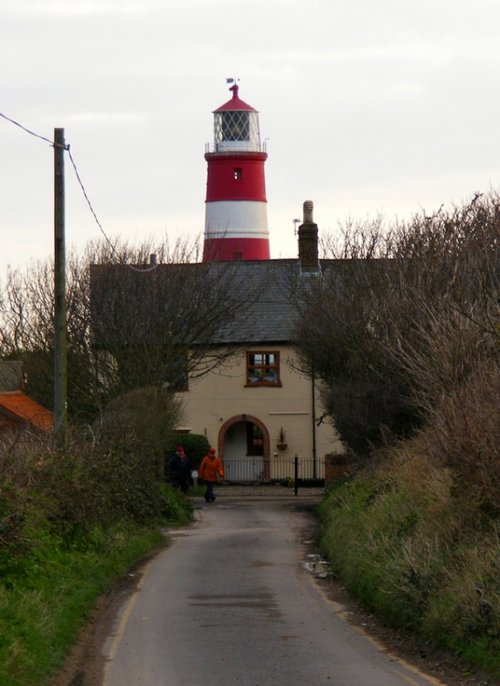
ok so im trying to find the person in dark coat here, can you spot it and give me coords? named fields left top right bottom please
left=167, top=445, right=193, bottom=493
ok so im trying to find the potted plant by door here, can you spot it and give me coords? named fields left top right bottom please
left=276, top=427, right=287, bottom=451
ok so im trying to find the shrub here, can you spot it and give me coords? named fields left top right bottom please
left=296, top=191, right=499, bottom=460
left=429, top=362, right=500, bottom=514
left=99, top=386, right=183, bottom=475
left=0, top=428, right=194, bottom=684
left=320, top=449, right=500, bottom=674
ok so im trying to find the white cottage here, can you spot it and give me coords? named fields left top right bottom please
left=90, top=204, right=343, bottom=483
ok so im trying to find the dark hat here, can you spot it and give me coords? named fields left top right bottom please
left=176, top=445, right=184, bottom=451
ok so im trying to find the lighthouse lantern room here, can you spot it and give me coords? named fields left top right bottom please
left=203, top=83, right=270, bottom=262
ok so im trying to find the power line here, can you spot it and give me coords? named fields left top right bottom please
left=0, top=110, right=158, bottom=272
left=66, top=146, right=157, bottom=271
left=66, top=147, right=115, bottom=253
left=0, top=112, right=66, bottom=149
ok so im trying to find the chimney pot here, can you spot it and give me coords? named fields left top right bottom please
left=298, top=200, right=319, bottom=272
left=303, top=200, right=314, bottom=223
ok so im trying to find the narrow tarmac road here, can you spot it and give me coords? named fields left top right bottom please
left=102, top=496, right=447, bottom=686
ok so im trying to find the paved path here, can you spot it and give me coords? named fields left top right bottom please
left=102, top=497, right=446, bottom=686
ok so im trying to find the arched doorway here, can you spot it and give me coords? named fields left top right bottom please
left=218, top=414, right=270, bottom=482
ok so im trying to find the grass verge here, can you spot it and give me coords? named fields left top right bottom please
left=0, top=523, right=161, bottom=686
left=319, top=459, right=500, bottom=678
left=0, top=485, right=193, bottom=686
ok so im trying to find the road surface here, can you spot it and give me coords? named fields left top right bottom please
left=102, top=496, right=446, bottom=686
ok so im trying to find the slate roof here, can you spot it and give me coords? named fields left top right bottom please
left=0, top=361, right=24, bottom=391
left=211, top=259, right=302, bottom=344
left=90, top=258, right=319, bottom=347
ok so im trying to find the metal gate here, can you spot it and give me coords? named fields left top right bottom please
left=223, top=457, right=264, bottom=482
left=222, top=457, right=324, bottom=485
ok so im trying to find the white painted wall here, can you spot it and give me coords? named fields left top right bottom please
left=175, top=345, right=343, bottom=479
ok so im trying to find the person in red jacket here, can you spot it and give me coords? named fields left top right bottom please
left=198, top=447, right=223, bottom=503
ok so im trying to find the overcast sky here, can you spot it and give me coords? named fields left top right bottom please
left=1, top=0, right=499, bottom=275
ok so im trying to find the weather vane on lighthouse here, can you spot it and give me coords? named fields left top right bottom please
left=202, top=81, right=270, bottom=262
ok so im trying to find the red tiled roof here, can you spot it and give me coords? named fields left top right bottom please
left=0, top=391, right=54, bottom=432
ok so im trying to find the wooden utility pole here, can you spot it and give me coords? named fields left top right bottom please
left=54, top=128, right=67, bottom=450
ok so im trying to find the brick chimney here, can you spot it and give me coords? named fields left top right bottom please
left=298, top=200, right=319, bottom=272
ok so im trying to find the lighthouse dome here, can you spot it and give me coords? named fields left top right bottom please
left=212, top=84, right=263, bottom=153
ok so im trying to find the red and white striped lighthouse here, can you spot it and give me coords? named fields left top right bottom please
left=203, top=82, right=270, bottom=262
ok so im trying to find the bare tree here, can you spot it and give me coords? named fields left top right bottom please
left=0, top=234, right=255, bottom=423
left=0, top=252, right=99, bottom=421
left=89, top=246, right=257, bottom=397
left=294, top=192, right=499, bottom=459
